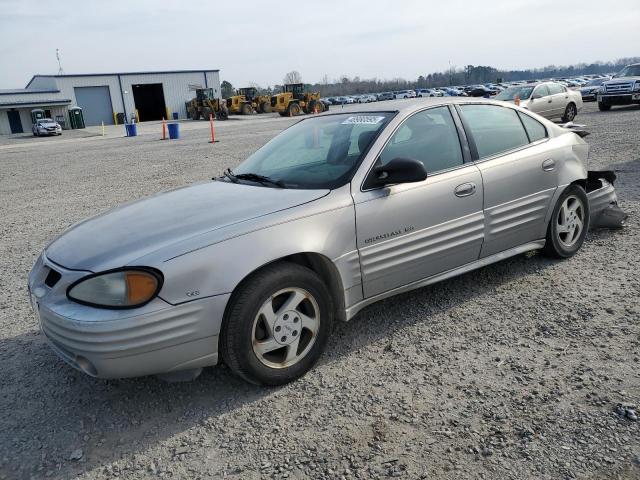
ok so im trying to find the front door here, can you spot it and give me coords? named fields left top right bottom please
left=353, top=106, right=485, bottom=298
left=457, top=104, right=557, bottom=258
left=7, top=110, right=23, bottom=134
left=528, top=84, right=553, bottom=118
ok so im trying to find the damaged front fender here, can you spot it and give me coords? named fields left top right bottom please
left=586, top=170, right=628, bottom=229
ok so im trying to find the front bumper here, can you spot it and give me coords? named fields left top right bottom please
left=28, top=253, right=230, bottom=378
left=597, top=93, right=640, bottom=105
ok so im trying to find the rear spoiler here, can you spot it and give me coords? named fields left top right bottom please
left=560, top=121, right=590, bottom=138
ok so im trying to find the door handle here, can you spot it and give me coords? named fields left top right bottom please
left=454, top=182, right=476, bottom=197
left=542, top=159, right=556, bottom=171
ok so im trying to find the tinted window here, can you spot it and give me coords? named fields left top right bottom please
left=548, top=83, right=564, bottom=95
left=533, top=85, right=550, bottom=98
left=378, top=107, right=463, bottom=174
left=460, top=105, right=529, bottom=158
left=518, top=112, right=547, bottom=142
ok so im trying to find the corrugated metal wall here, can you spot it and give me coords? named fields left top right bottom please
left=0, top=105, right=69, bottom=135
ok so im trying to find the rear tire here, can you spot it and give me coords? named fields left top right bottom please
left=220, top=262, right=334, bottom=386
left=598, top=102, right=611, bottom=111
left=561, top=103, right=577, bottom=122
left=261, top=102, right=272, bottom=113
left=542, top=185, right=589, bottom=258
left=241, top=103, right=253, bottom=115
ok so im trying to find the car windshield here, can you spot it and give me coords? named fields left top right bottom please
left=232, top=112, right=394, bottom=189
left=615, top=65, right=640, bottom=77
left=38, top=119, right=54, bottom=124
left=495, top=86, right=534, bottom=101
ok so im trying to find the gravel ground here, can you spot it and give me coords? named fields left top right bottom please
left=0, top=102, right=638, bottom=480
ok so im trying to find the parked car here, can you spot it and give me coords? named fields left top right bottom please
left=394, top=90, right=414, bottom=99
left=357, top=94, right=377, bottom=103
left=29, top=98, right=621, bottom=385
left=495, top=82, right=583, bottom=122
left=32, top=118, right=62, bottom=136
left=415, top=88, right=437, bottom=97
left=376, top=92, right=394, bottom=101
left=597, top=63, right=640, bottom=111
left=579, top=78, right=608, bottom=102
left=467, top=85, right=494, bottom=97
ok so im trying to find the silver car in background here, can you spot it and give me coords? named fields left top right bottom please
left=495, top=82, right=583, bottom=122
left=32, top=118, right=62, bottom=136
left=28, top=98, right=622, bottom=385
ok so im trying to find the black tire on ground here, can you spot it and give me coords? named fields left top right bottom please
left=287, top=103, right=302, bottom=116
left=561, top=103, right=577, bottom=122
left=598, top=102, right=611, bottom=111
left=220, top=262, right=334, bottom=386
left=541, top=184, right=590, bottom=259
left=202, top=107, right=213, bottom=120
left=241, top=103, right=253, bottom=115
left=261, top=102, right=272, bottom=114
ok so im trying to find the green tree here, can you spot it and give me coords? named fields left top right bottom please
left=221, top=80, right=234, bottom=99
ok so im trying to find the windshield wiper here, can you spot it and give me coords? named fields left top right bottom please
left=222, top=168, right=238, bottom=183
left=234, top=172, right=286, bottom=188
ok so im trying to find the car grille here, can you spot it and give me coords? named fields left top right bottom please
left=605, top=82, right=633, bottom=94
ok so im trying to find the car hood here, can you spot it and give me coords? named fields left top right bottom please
left=607, top=76, right=639, bottom=83
left=46, top=181, right=329, bottom=271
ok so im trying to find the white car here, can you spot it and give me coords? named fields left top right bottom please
left=357, top=94, right=377, bottom=103
left=32, top=118, right=62, bottom=136
left=495, top=82, right=583, bottom=122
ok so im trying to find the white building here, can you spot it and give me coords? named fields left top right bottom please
left=0, top=69, right=221, bottom=134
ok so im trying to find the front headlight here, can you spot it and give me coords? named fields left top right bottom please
left=67, top=268, right=162, bottom=308
left=599, top=85, right=607, bottom=93
left=634, top=82, right=640, bottom=92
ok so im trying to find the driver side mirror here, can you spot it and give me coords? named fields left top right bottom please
left=369, top=157, right=427, bottom=188
left=531, top=93, right=542, bottom=100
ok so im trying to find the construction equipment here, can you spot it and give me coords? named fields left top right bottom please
left=227, top=87, right=257, bottom=115
left=271, top=83, right=325, bottom=117
left=188, top=88, right=229, bottom=120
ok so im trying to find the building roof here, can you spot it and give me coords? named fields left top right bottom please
left=0, top=88, right=60, bottom=95
left=25, top=69, right=220, bottom=88
left=0, top=99, right=72, bottom=108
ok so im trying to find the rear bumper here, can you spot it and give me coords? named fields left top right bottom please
left=586, top=171, right=626, bottom=228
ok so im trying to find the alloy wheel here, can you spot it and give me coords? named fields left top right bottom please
left=252, top=288, right=320, bottom=368
left=556, top=195, right=584, bottom=248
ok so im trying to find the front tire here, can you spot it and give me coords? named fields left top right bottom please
left=220, top=262, right=334, bottom=386
left=561, top=102, right=577, bottom=122
left=542, top=185, right=589, bottom=258
left=598, top=102, right=611, bottom=111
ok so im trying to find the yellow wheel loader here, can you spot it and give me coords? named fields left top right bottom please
left=270, top=83, right=325, bottom=117
left=188, top=88, right=229, bottom=120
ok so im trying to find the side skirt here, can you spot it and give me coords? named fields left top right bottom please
left=344, top=240, right=545, bottom=320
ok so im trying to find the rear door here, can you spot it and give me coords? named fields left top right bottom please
left=353, top=106, right=484, bottom=298
left=458, top=104, right=557, bottom=257
left=547, top=83, right=567, bottom=118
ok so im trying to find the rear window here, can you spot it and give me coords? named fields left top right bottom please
left=460, top=105, right=529, bottom=159
left=518, top=112, right=547, bottom=143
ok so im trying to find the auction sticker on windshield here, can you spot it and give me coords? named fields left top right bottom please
left=341, top=115, right=386, bottom=125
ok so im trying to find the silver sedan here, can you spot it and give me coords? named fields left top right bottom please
left=28, top=98, right=622, bottom=385
left=495, top=82, right=583, bottom=122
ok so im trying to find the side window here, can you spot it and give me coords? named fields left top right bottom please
left=548, top=83, right=564, bottom=95
left=460, top=104, right=529, bottom=159
left=518, top=112, right=547, bottom=142
left=379, top=107, right=463, bottom=174
left=533, top=85, right=550, bottom=98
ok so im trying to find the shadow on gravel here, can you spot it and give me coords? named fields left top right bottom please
left=0, top=160, right=635, bottom=480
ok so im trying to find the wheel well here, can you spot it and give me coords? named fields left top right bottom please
left=231, top=253, right=346, bottom=322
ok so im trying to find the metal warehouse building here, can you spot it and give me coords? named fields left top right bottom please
left=0, top=69, right=220, bottom=135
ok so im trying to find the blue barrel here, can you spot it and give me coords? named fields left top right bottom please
left=167, top=122, right=180, bottom=139
left=172, top=112, right=179, bottom=120
left=125, top=123, right=137, bottom=137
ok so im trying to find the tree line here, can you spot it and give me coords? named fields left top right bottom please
left=220, top=57, right=640, bottom=98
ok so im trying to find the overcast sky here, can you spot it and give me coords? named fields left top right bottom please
left=1, top=0, right=638, bottom=89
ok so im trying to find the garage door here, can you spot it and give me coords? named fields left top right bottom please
left=74, top=86, right=114, bottom=126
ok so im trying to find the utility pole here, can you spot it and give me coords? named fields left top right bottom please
left=56, top=49, right=64, bottom=75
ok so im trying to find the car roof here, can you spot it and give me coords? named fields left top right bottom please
left=321, top=96, right=507, bottom=115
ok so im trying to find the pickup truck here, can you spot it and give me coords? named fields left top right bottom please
left=597, top=63, right=640, bottom=111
